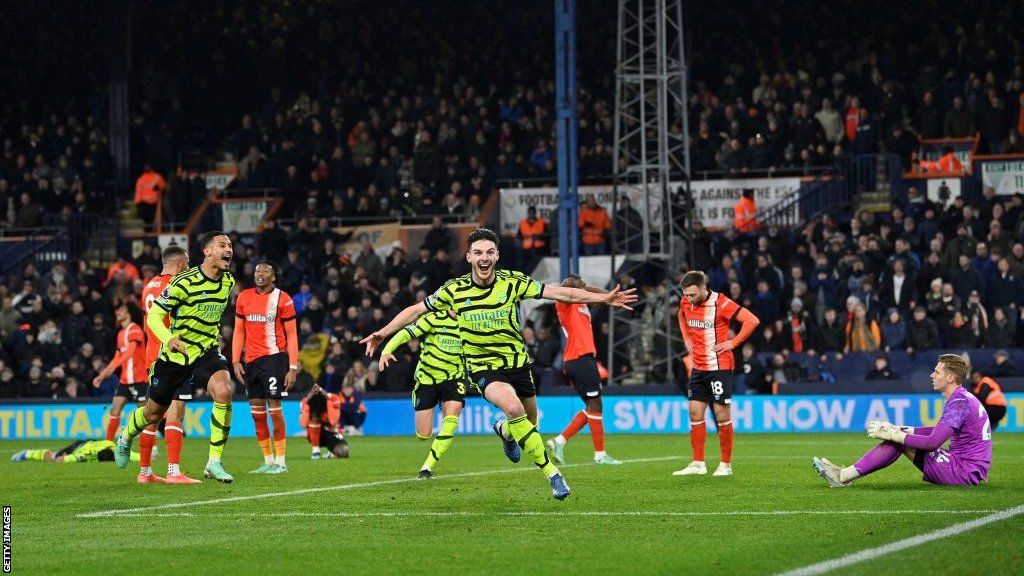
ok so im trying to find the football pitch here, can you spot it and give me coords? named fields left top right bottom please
left=3, top=433, right=1022, bottom=575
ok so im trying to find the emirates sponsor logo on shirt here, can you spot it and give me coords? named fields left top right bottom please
left=687, top=319, right=714, bottom=329
left=246, top=313, right=276, bottom=323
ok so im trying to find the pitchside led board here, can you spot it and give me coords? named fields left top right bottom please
left=1, top=395, right=1021, bottom=439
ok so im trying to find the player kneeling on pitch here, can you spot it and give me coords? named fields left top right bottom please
left=299, top=385, right=351, bottom=459
left=813, top=354, right=992, bottom=487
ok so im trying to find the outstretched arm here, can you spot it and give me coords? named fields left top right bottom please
left=867, top=421, right=953, bottom=450
left=360, top=301, right=429, bottom=356
left=543, top=284, right=638, bottom=310
left=378, top=329, right=414, bottom=370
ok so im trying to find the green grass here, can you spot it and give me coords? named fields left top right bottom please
left=3, top=433, right=1023, bottom=575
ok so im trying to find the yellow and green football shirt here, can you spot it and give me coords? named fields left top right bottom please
left=381, top=311, right=465, bottom=385
left=148, top=266, right=236, bottom=365
left=424, top=269, right=544, bottom=372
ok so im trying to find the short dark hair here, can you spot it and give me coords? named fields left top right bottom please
left=256, top=259, right=281, bottom=283
left=680, top=270, right=708, bottom=289
left=467, top=228, right=500, bottom=248
left=162, top=245, right=187, bottom=262
left=199, top=231, right=228, bottom=249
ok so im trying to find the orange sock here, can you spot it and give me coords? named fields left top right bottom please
left=252, top=408, right=272, bottom=458
left=106, top=413, right=121, bottom=441
left=269, top=407, right=286, bottom=461
left=165, top=421, right=183, bottom=466
left=560, top=410, right=589, bottom=441
left=139, top=425, right=158, bottom=468
left=719, top=420, right=734, bottom=464
left=690, top=420, right=706, bottom=462
left=308, top=423, right=322, bottom=448
left=586, top=411, right=605, bottom=452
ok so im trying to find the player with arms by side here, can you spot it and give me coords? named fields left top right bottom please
left=233, top=261, right=299, bottom=474
left=114, top=232, right=238, bottom=483
left=675, top=270, right=760, bottom=477
left=379, top=309, right=467, bottom=479
left=137, top=245, right=200, bottom=483
left=813, top=353, right=992, bottom=487
left=546, top=275, right=621, bottom=465
left=299, top=385, right=351, bottom=459
left=362, top=228, right=637, bottom=500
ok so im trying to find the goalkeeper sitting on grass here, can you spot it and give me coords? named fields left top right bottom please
left=11, top=439, right=140, bottom=464
left=813, top=354, right=992, bottom=487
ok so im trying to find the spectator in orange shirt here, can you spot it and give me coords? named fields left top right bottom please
left=733, top=189, right=758, bottom=234
left=134, top=165, right=166, bottom=228
left=104, top=257, right=141, bottom=288
left=578, top=194, right=611, bottom=255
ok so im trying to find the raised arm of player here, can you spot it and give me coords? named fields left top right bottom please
left=92, top=340, right=137, bottom=387
left=232, top=314, right=247, bottom=383
left=543, top=283, right=637, bottom=310
left=713, top=307, right=760, bottom=353
left=360, top=301, right=429, bottom=356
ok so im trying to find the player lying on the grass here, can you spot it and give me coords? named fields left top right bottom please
left=675, top=270, right=760, bottom=477
left=813, top=353, right=992, bottom=487
left=546, top=275, right=621, bottom=466
left=299, top=384, right=351, bottom=459
left=233, top=261, right=299, bottom=475
left=379, top=309, right=468, bottom=479
left=11, top=440, right=139, bottom=464
left=114, top=232, right=238, bottom=483
left=362, top=227, right=638, bottom=500
left=138, top=244, right=200, bottom=484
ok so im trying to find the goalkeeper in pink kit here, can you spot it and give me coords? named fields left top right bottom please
left=814, top=354, right=992, bottom=487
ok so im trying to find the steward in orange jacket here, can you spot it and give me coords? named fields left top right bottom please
left=970, top=371, right=1007, bottom=430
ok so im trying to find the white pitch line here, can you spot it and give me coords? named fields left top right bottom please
left=76, top=455, right=683, bottom=518
left=772, top=504, right=1024, bottom=576
left=112, top=509, right=998, bottom=519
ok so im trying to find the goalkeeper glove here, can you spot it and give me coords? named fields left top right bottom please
left=866, top=420, right=907, bottom=443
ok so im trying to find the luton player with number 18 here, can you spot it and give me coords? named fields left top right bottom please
left=675, top=271, right=760, bottom=477
left=232, top=261, right=299, bottom=474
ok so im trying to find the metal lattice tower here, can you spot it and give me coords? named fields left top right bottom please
left=608, top=0, right=693, bottom=385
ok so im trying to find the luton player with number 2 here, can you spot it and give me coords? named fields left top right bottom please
left=233, top=261, right=299, bottom=474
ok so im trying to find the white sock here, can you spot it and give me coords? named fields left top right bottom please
left=207, top=455, right=221, bottom=464
left=691, top=460, right=705, bottom=466
left=167, top=463, right=180, bottom=475
left=839, top=466, right=861, bottom=483
left=555, top=435, right=567, bottom=446
left=594, top=450, right=606, bottom=460
left=275, top=454, right=286, bottom=466
left=264, top=454, right=275, bottom=465
left=312, top=446, right=321, bottom=455
left=140, top=466, right=152, bottom=475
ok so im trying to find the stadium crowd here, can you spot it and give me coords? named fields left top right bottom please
left=3, top=1, right=1024, bottom=398
left=4, top=1, right=1024, bottom=231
